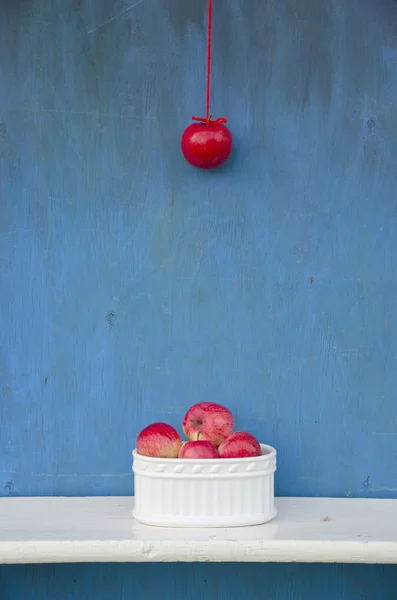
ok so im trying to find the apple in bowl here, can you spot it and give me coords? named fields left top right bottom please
left=218, top=431, right=262, bottom=459
left=178, top=440, right=218, bottom=459
left=182, top=402, right=234, bottom=448
left=136, top=422, right=181, bottom=458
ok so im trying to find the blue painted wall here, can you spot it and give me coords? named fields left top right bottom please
left=1, top=0, right=397, bottom=597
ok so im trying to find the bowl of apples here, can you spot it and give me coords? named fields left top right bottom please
left=132, top=402, right=277, bottom=528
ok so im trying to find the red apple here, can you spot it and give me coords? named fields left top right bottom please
left=181, top=122, right=232, bottom=169
left=178, top=440, right=218, bottom=459
left=218, top=431, right=262, bottom=459
left=182, top=402, right=234, bottom=448
left=136, top=422, right=181, bottom=458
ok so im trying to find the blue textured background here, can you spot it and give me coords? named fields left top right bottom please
left=1, top=0, right=397, bottom=597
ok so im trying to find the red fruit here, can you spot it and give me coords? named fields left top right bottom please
left=182, top=402, right=234, bottom=448
left=136, top=422, right=181, bottom=458
left=218, top=431, right=262, bottom=459
left=181, top=122, right=232, bottom=169
left=178, top=441, right=218, bottom=459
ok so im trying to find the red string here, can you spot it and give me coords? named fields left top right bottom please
left=205, top=0, right=213, bottom=123
left=192, top=0, right=227, bottom=126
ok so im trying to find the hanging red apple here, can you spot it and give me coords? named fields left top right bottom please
left=181, top=0, right=233, bottom=170
left=181, top=119, right=233, bottom=170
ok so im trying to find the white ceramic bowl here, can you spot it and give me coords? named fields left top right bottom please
left=132, top=443, right=277, bottom=527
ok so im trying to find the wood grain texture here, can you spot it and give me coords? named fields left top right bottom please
left=1, top=0, right=397, bottom=596
left=2, top=563, right=397, bottom=600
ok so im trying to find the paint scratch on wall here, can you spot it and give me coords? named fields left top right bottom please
left=87, top=0, right=147, bottom=34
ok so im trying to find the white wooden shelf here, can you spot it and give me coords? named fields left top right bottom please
left=1, top=496, right=397, bottom=564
